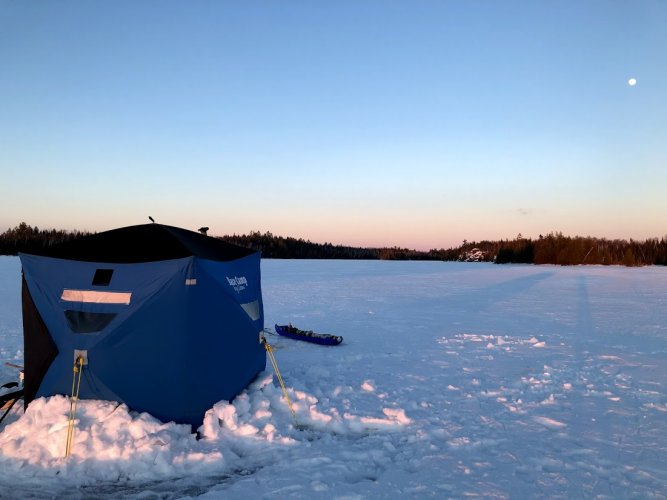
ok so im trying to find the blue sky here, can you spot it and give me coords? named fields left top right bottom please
left=1, top=1, right=665, bottom=250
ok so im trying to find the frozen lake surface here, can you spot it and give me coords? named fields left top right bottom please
left=1, top=256, right=666, bottom=498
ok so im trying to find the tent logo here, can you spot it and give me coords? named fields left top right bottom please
left=226, top=276, right=248, bottom=293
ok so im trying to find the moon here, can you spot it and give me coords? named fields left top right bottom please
left=628, top=78, right=637, bottom=86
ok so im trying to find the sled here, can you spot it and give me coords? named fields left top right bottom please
left=274, top=324, right=343, bottom=346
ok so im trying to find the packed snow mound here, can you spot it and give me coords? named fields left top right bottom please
left=0, top=372, right=411, bottom=492
left=1, top=395, right=199, bottom=482
left=202, top=374, right=409, bottom=441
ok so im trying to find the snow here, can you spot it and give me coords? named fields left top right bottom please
left=1, top=256, right=667, bottom=498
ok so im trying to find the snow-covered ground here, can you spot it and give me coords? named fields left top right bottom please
left=1, top=256, right=666, bottom=499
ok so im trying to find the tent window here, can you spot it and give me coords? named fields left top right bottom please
left=92, top=269, right=114, bottom=286
left=64, top=310, right=117, bottom=334
left=240, top=300, right=261, bottom=321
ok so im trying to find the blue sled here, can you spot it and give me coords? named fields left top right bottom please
left=275, top=324, right=343, bottom=346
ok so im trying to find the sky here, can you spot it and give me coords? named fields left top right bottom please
left=1, top=1, right=665, bottom=250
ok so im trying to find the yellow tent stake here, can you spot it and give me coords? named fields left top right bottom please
left=65, top=356, right=84, bottom=458
left=261, top=338, right=297, bottom=424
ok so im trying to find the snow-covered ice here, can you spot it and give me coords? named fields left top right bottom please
left=1, top=256, right=666, bottom=498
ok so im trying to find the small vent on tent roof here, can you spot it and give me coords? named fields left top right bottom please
left=92, top=269, right=114, bottom=286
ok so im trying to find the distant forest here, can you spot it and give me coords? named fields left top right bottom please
left=446, top=233, right=667, bottom=266
left=2, top=223, right=666, bottom=266
left=0, top=223, right=91, bottom=256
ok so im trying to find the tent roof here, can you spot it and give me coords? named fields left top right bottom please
left=22, top=224, right=256, bottom=263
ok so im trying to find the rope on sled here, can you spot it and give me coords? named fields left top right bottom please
left=260, top=336, right=297, bottom=425
left=65, top=355, right=85, bottom=458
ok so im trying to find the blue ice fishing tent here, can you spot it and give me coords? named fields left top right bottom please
left=19, top=224, right=265, bottom=428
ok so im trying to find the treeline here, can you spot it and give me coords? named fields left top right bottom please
left=220, top=231, right=442, bottom=260
left=221, top=231, right=667, bottom=266
left=0, top=222, right=90, bottom=255
left=445, top=232, right=667, bottom=266
left=0, top=224, right=434, bottom=261
left=2, top=223, right=666, bottom=266
left=221, top=231, right=377, bottom=259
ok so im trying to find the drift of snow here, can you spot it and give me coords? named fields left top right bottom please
left=1, top=257, right=666, bottom=498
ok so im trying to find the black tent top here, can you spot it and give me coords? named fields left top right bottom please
left=23, top=224, right=256, bottom=263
